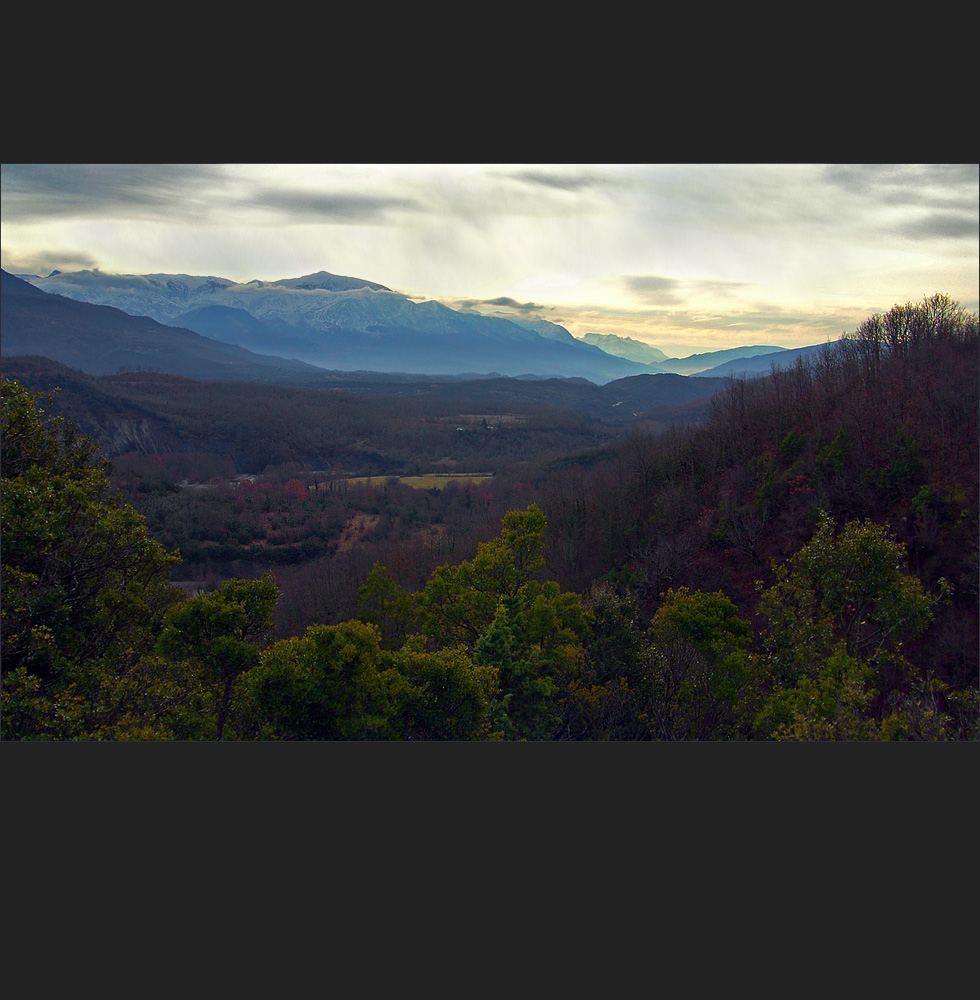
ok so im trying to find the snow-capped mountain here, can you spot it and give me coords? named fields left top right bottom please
left=22, top=269, right=653, bottom=381
left=580, top=332, right=670, bottom=365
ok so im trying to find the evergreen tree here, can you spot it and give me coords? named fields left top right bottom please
left=1, top=379, right=182, bottom=739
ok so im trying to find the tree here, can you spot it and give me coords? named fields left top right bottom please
left=245, top=619, right=499, bottom=741
left=245, top=620, right=406, bottom=740
left=414, top=504, right=548, bottom=649
left=752, top=510, right=945, bottom=739
left=384, top=637, right=499, bottom=740
left=559, top=581, right=648, bottom=740
left=411, top=504, right=590, bottom=739
left=758, top=510, right=939, bottom=680
left=156, top=574, right=279, bottom=739
left=1, top=379, right=182, bottom=739
left=356, top=562, right=419, bottom=649
left=642, top=587, right=752, bottom=741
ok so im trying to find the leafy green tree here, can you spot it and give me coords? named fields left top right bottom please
left=753, top=643, right=882, bottom=740
left=758, top=510, right=939, bottom=680
left=384, top=637, right=499, bottom=740
left=245, top=620, right=404, bottom=740
left=752, top=510, right=945, bottom=739
left=1, top=379, right=182, bottom=739
left=356, top=562, right=419, bottom=649
left=156, top=574, right=279, bottom=739
left=642, top=587, right=753, bottom=741
left=491, top=581, right=590, bottom=739
left=410, top=505, right=590, bottom=739
left=415, top=504, right=548, bottom=649
left=557, top=580, right=651, bottom=740
left=245, top=616, right=499, bottom=741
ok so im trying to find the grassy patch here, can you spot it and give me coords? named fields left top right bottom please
left=345, top=473, right=494, bottom=490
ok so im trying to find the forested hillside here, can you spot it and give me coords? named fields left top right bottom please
left=2, top=294, right=976, bottom=740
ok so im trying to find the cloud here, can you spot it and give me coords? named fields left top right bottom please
left=449, top=295, right=555, bottom=323
left=502, top=167, right=626, bottom=193
left=248, top=185, right=421, bottom=225
left=1, top=247, right=100, bottom=276
left=892, top=211, right=979, bottom=241
left=480, top=296, right=542, bottom=312
left=1, top=164, right=424, bottom=228
left=822, top=163, right=978, bottom=203
left=2, top=164, right=975, bottom=354
left=617, top=274, right=752, bottom=307
left=821, top=163, right=980, bottom=224
left=619, top=275, right=684, bottom=305
left=0, top=164, right=227, bottom=221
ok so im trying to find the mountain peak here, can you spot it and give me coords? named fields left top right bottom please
left=268, top=271, right=391, bottom=293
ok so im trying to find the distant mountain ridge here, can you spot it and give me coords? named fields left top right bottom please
left=15, top=267, right=827, bottom=383
left=581, top=332, right=670, bottom=364
left=693, top=342, right=838, bottom=377
left=0, top=270, right=328, bottom=383
left=21, top=268, right=652, bottom=382
left=579, top=332, right=796, bottom=375
left=658, top=344, right=787, bottom=376
left=19, top=267, right=811, bottom=382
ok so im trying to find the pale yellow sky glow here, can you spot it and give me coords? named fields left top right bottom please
left=2, top=163, right=977, bottom=355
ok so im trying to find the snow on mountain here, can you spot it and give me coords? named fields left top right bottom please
left=25, top=269, right=584, bottom=348
left=25, top=270, right=238, bottom=323
left=518, top=318, right=581, bottom=345
left=265, top=270, right=391, bottom=292
left=580, top=332, right=669, bottom=364
left=22, top=268, right=652, bottom=381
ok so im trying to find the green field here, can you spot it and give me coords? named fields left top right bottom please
left=344, top=473, right=494, bottom=490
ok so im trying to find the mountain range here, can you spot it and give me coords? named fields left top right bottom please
left=0, top=270, right=328, bottom=383
left=11, top=267, right=820, bottom=383
left=13, top=269, right=647, bottom=382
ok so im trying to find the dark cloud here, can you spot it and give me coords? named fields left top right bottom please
left=824, top=164, right=979, bottom=242
left=505, top=168, right=614, bottom=192
left=822, top=163, right=979, bottom=208
left=0, top=164, right=227, bottom=220
left=893, top=211, right=979, bottom=241
left=453, top=295, right=546, bottom=313
left=249, top=188, right=421, bottom=224
left=1, top=164, right=423, bottom=227
left=481, top=296, right=540, bottom=312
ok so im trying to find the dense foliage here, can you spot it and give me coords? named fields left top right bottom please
left=2, top=294, right=977, bottom=739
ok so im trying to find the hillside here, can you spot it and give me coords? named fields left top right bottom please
left=531, top=294, right=978, bottom=702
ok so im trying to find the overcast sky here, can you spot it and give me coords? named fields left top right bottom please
left=2, top=162, right=977, bottom=355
